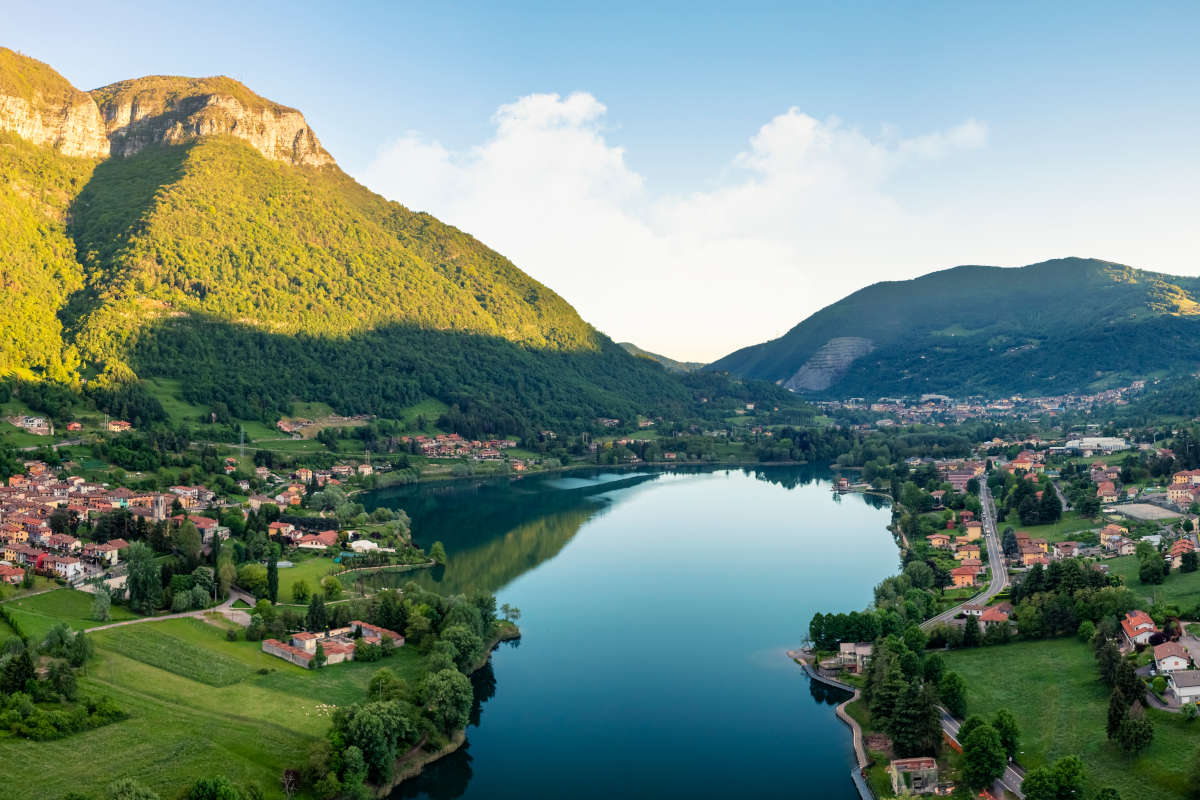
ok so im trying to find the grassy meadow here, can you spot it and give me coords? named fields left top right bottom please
left=1109, top=555, right=1200, bottom=610
left=0, top=611, right=427, bottom=800
left=943, top=638, right=1200, bottom=799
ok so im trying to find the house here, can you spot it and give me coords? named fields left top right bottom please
left=926, top=533, right=952, bottom=550
left=1154, top=642, right=1192, bottom=673
left=950, top=565, right=980, bottom=587
left=0, top=564, right=23, bottom=584
left=1167, top=539, right=1196, bottom=569
left=47, top=555, right=82, bottom=581
left=838, top=641, right=873, bottom=673
left=961, top=604, right=985, bottom=617
left=1169, top=670, right=1200, bottom=705
left=1167, top=484, right=1200, bottom=507
left=1120, top=610, right=1160, bottom=648
left=962, top=521, right=984, bottom=542
left=955, top=543, right=981, bottom=561
left=172, top=515, right=229, bottom=543
left=1019, top=544, right=1044, bottom=566
left=1053, top=541, right=1080, bottom=560
left=1172, top=469, right=1200, bottom=486
left=296, top=530, right=339, bottom=550
left=248, top=494, right=276, bottom=512
left=1113, top=537, right=1137, bottom=556
left=267, top=521, right=296, bottom=539
left=295, top=468, right=313, bottom=483
left=356, top=463, right=374, bottom=477
left=1096, top=482, right=1119, bottom=503
left=66, top=421, right=82, bottom=431
left=981, top=603, right=1013, bottom=626
left=83, top=541, right=121, bottom=566
left=107, top=420, right=132, bottom=432
left=888, top=757, right=939, bottom=796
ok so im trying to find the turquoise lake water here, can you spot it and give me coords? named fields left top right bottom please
left=363, top=466, right=896, bottom=799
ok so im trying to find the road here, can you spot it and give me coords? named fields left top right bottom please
left=922, top=483, right=1009, bottom=629
left=16, top=437, right=84, bottom=452
left=86, top=587, right=256, bottom=631
left=940, top=707, right=1025, bottom=798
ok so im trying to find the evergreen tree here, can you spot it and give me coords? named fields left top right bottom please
left=267, top=553, right=279, bottom=604
left=889, top=680, right=941, bottom=758
left=306, top=593, right=328, bottom=632
left=869, top=666, right=906, bottom=732
left=1107, top=688, right=1128, bottom=740
left=963, top=615, right=981, bottom=648
left=939, top=670, right=968, bottom=718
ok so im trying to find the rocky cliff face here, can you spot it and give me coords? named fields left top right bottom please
left=0, top=49, right=333, bottom=167
left=91, top=76, right=334, bottom=167
left=0, top=48, right=109, bottom=158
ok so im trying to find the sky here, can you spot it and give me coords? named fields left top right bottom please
left=7, top=1, right=1200, bottom=361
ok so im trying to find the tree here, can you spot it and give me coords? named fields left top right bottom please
left=1039, top=485, right=1062, bottom=523
left=266, top=554, right=279, bottom=604
left=237, top=563, right=269, bottom=597
left=292, top=579, right=311, bottom=603
left=91, top=586, right=112, bottom=622
left=939, top=670, right=967, bottom=718
left=1077, top=619, right=1095, bottom=643
left=889, top=680, right=942, bottom=758
left=1183, top=551, right=1199, bottom=573
left=962, top=723, right=1006, bottom=790
left=306, top=593, right=328, bottom=632
left=1093, top=790, right=1121, bottom=800
left=992, top=708, right=1020, bottom=760
left=184, top=776, right=243, bottom=800
left=312, top=642, right=327, bottom=669
left=107, top=778, right=162, bottom=800
left=320, top=576, right=342, bottom=601
left=963, top=614, right=981, bottom=648
left=922, top=652, right=945, bottom=685
left=423, top=668, right=473, bottom=733
left=1117, top=715, right=1154, bottom=754
left=429, top=541, right=447, bottom=565
left=0, top=646, right=34, bottom=693
left=173, top=521, right=203, bottom=570
left=126, top=541, right=161, bottom=614
left=1107, top=689, right=1128, bottom=740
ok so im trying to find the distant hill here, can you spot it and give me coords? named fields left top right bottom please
left=0, top=47, right=689, bottom=433
left=618, top=343, right=704, bottom=373
left=709, top=258, right=1200, bottom=398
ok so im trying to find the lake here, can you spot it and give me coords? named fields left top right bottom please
left=362, top=466, right=896, bottom=799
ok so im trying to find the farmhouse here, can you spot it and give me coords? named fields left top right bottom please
left=1153, top=642, right=1191, bottom=673
left=262, top=621, right=404, bottom=668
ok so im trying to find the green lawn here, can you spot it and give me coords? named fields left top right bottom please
left=3, top=589, right=138, bottom=641
left=276, top=556, right=342, bottom=602
left=1004, top=510, right=1101, bottom=544
left=943, top=638, right=1200, bottom=799
left=1110, top=555, right=1200, bottom=611
left=142, top=377, right=210, bottom=426
left=0, top=615, right=427, bottom=800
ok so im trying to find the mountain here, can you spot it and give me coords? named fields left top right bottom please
left=0, top=47, right=689, bottom=433
left=710, top=258, right=1200, bottom=398
left=618, top=343, right=704, bottom=373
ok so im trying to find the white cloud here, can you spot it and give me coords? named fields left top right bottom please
left=359, top=94, right=994, bottom=362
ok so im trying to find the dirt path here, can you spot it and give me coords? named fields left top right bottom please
left=88, top=588, right=256, bottom=631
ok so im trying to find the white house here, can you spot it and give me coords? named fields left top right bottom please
left=1120, top=610, right=1159, bottom=647
left=1168, top=670, right=1200, bottom=704
left=49, top=555, right=83, bottom=581
left=1154, top=642, right=1191, bottom=673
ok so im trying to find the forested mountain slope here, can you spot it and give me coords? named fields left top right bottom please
left=710, top=258, right=1200, bottom=398
left=0, top=47, right=689, bottom=433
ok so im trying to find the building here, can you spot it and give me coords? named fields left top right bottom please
left=926, top=533, right=952, bottom=550
left=1153, top=642, right=1191, bottom=673
left=950, top=565, right=980, bottom=588
left=838, top=642, right=873, bottom=673
left=888, top=757, right=939, bottom=796
left=1063, top=437, right=1129, bottom=455
left=0, top=564, right=23, bottom=584
left=981, top=603, right=1012, bottom=626
left=1120, top=610, right=1159, bottom=648
left=262, top=622, right=404, bottom=669
left=1168, top=670, right=1200, bottom=705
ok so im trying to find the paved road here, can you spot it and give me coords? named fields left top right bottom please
left=940, top=707, right=1025, bottom=798
left=922, top=483, right=1010, bottom=630
left=87, top=587, right=256, bottom=631
left=1051, top=479, right=1071, bottom=512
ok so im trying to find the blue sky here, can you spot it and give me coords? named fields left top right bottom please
left=9, top=1, right=1200, bottom=360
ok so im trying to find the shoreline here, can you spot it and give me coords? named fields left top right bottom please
left=372, top=622, right=522, bottom=797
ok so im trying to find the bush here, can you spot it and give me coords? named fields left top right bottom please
left=225, top=628, right=239, bottom=642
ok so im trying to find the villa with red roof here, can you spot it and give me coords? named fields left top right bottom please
left=1121, top=610, right=1159, bottom=648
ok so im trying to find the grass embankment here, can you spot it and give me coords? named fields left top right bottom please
left=276, top=555, right=343, bottom=602
left=3, top=589, right=138, bottom=640
left=0, top=615, right=427, bottom=800
left=943, top=638, right=1200, bottom=799
left=1002, top=510, right=1101, bottom=544
left=1108, top=555, right=1200, bottom=609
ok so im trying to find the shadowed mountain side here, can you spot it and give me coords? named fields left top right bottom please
left=127, top=318, right=691, bottom=435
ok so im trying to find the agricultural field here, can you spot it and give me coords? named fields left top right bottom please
left=3, top=589, right=138, bottom=640
left=0, top=613, right=427, bottom=800
left=943, top=638, right=1200, bottom=799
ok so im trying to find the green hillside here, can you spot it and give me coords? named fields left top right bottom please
left=0, top=51, right=692, bottom=434
left=710, top=258, right=1200, bottom=397
left=618, top=342, right=704, bottom=373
